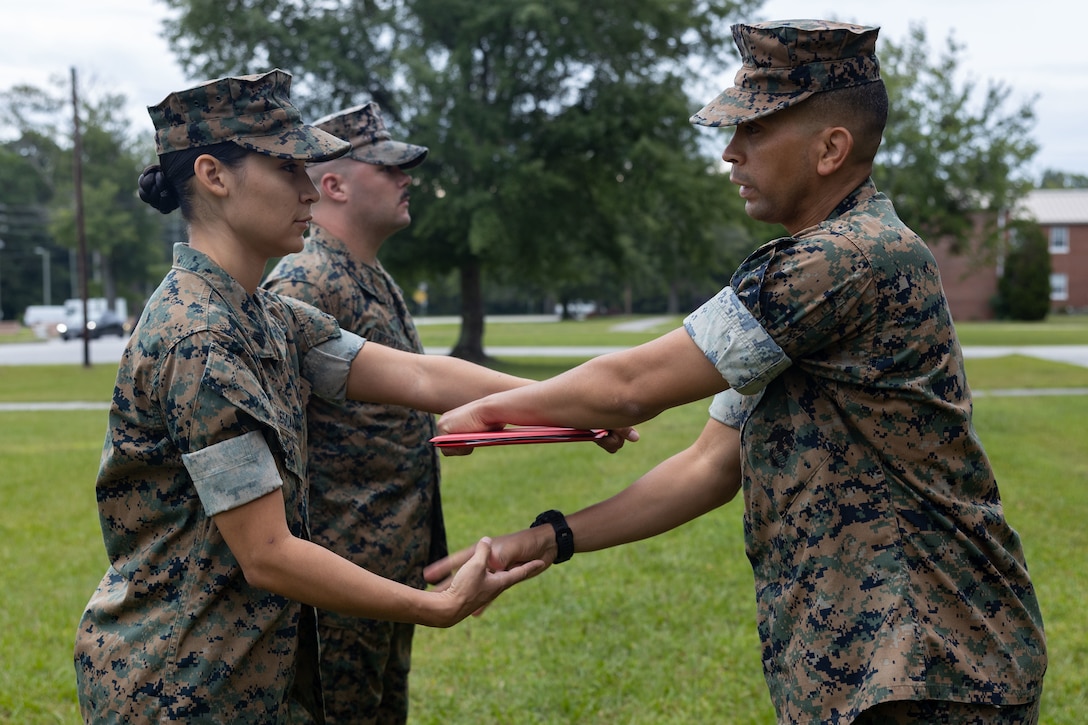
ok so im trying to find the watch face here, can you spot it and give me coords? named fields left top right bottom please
left=431, top=426, right=607, bottom=449
left=533, top=510, right=563, bottom=526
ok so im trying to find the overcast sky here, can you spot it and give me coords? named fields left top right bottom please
left=3, top=0, right=1087, bottom=178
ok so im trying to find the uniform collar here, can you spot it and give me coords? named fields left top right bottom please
left=172, top=243, right=281, bottom=358
left=306, top=224, right=382, bottom=272
left=829, top=177, right=879, bottom=220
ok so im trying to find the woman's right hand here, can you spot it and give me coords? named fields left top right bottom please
left=429, top=537, right=546, bottom=626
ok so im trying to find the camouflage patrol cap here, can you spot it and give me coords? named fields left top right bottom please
left=691, top=20, right=881, bottom=128
left=313, top=102, right=428, bottom=169
left=148, top=69, right=351, bottom=161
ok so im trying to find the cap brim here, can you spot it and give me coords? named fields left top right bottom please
left=237, top=125, right=352, bottom=162
left=348, top=139, right=429, bottom=169
left=690, top=88, right=815, bottom=128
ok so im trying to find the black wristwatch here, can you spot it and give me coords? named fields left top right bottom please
left=530, top=509, right=574, bottom=564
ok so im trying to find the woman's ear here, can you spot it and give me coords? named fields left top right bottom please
left=192, top=154, right=231, bottom=199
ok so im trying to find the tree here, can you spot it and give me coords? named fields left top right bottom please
left=875, top=24, right=1038, bottom=257
left=1039, top=169, right=1088, bottom=189
left=159, top=0, right=750, bottom=361
left=49, top=92, right=165, bottom=308
left=1, top=84, right=68, bottom=319
left=1, top=80, right=167, bottom=319
left=0, top=145, right=55, bottom=321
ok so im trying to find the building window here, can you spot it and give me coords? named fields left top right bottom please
left=1050, top=273, right=1068, bottom=301
left=1049, top=226, right=1069, bottom=254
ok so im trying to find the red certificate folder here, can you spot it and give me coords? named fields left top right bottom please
left=430, top=426, right=608, bottom=449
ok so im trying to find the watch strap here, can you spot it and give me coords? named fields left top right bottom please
left=530, top=509, right=574, bottom=563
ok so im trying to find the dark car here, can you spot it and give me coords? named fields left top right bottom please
left=57, top=311, right=131, bottom=340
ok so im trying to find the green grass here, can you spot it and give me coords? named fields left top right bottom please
left=964, top=355, right=1088, bottom=390
left=417, top=313, right=1088, bottom=350
left=953, top=315, right=1088, bottom=346
left=0, top=411, right=109, bottom=724
left=0, top=327, right=42, bottom=343
left=0, top=335, right=1086, bottom=723
left=970, top=395, right=1088, bottom=724
left=0, top=365, right=118, bottom=402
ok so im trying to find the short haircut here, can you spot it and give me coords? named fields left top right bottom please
left=800, top=81, right=889, bottom=161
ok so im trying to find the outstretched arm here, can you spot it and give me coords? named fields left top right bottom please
left=425, top=418, right=741, bottom=583
left=437, top=328, right=728, bottom=435
left=215, top=488, right=545, bottom=628
left=344, top=340, right=534, bottom=413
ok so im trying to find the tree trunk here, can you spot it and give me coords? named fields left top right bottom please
left=666, top=278, right=680, bottom=315
left=559, top=296, right=573, bottom=320
left=450, top=258, right=493, bottom=364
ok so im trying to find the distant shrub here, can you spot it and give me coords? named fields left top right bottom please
left=995, top=220, right=1051, bottom=321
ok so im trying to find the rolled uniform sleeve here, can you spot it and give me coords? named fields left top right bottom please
left=302, top=329, right=366, bottom=402
left=707, top=389, right=748, bottom=429
left=182, top=430, right=282, bottom=516
left=684, top=286, right=791, bottom=395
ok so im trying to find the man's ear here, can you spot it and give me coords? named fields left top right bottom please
left=318, top=171, right=348, bottom=202
left=192, top=154, right=231, bottom=199
left=816, top=126, right=853, bottom=177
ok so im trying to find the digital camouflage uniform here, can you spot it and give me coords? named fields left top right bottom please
left=263, top=103, right=439, bottom=725
left=682, top=21, right=1047, bottom=724
left=74, top=70, right=357, bottom=724
left=74, top=244, right=364, bottom=723
left=686, top=180, right=1047, bottom=723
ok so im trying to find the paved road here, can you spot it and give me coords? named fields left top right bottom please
left=0, top=336, right=133, bottom=366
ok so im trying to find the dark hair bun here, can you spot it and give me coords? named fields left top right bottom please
left=138, top=164, right=180, bottom=214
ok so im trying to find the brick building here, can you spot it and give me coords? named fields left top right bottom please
left=926, top=214, right=1000, bottom=321
left=925, top=189, right=1088, bottom=321
left=1018, top=188, right=1088, bottom=313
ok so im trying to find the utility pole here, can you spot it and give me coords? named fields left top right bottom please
left=72, top=66, right=91, bottom=367
left=34, top=246, right=51, bottom=305
left=0, top=239, right=5, bottom=322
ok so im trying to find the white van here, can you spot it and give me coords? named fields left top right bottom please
left=22, top=305, right=69, bottom=338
